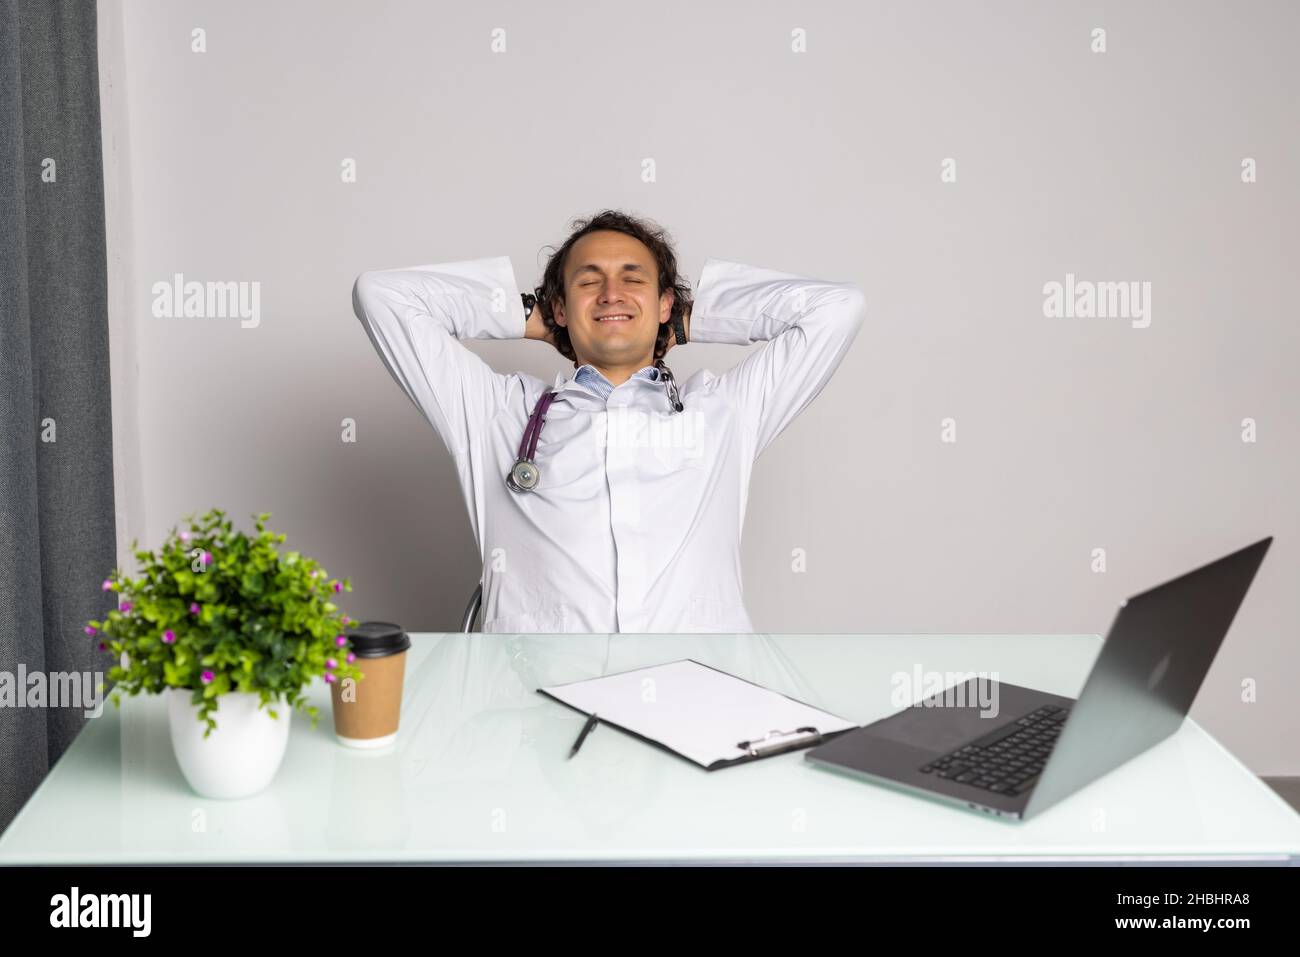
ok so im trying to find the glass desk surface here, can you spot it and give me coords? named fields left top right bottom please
left=1, top=633, right=1297, bottom=864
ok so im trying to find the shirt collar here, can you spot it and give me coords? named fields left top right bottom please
left=552, top=362, right=661, bottom=395
left=576, top=363, right=660, bottom=384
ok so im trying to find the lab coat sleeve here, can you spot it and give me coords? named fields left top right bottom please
left=351, top=255, right=528, bottom=456
left=688, top=258, right=867, bottom=459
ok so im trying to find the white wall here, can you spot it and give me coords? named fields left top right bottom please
left=98, top=0, right=1299, bottom=774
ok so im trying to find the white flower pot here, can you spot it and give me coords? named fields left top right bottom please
left=166, top=688, right=291, bottom=799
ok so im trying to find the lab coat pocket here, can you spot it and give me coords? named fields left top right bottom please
left=483, top=604, right=573, bottom=635
left=686, top=595, right=750, bottom=633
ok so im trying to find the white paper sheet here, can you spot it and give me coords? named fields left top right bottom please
left=540, top=659, right=859, bottom=768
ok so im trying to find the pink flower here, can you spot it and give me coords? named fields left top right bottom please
left=341, top=616, right=351, bottom=626
left=119, top=601, right=133, bottom=614
left=189, top=602, right=200, bottom=615
left=162, top=629, right=176, bottom=644
left=98, top=641, right=107, bottom=651
left=310, top=570, right=319, bottom=579
left=335, top=635, right=347, bottom=647
left=346, top=652, right=356, bottom=664
left=201, top=670, right=214, bottom=684
left=200, top=551, right=213, bottom=566
left=180, top=531, right=191, bottom=543
left=323, top=673, right=336, bottom=684
left=101, top=579, right=113, bottom=591
left=325, top=658, right=337, bottom=669
left=84, top=624, right=97, bottom=636
left=332, top=581, right=343, bottom=593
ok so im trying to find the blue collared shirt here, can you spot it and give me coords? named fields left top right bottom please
left=573, top=363, right=660, bottom=400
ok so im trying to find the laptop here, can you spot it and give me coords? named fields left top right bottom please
left=804, top=537, right=1273, bottom=821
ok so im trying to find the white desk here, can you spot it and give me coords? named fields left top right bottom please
left=1, top=634, right=1297, bottom=864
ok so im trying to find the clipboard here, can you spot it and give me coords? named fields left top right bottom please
left=537, top=658, right=860, bottom=770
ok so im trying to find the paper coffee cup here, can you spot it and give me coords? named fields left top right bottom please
left=331, top=621, right=411, bottom=748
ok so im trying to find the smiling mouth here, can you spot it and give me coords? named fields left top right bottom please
left=595, top=314, right=634, bottom=323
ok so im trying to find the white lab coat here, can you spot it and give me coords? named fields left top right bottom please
left=352, top=256, right=866, bottom=633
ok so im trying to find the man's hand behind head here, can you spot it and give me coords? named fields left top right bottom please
left=524, top=295, right=558, bottom=348
left=661, top=302, right=690, bottom=358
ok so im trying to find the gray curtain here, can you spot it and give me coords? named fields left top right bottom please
left=0, top=0, right=116, bottom=835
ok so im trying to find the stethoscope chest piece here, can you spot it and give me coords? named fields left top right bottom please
left=507, top=459, right=540, bottom=492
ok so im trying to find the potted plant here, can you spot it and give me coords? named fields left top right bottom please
left=87, top=508, right=364, bottom=799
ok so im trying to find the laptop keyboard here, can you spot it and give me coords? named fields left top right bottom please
left=918, top=704, right=1071, bottom=797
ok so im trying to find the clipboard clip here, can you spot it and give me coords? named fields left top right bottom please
left=736, top=726, right=823, bottom=758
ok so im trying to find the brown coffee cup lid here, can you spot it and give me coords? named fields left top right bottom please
left=345, top=621, right=411, bottom=658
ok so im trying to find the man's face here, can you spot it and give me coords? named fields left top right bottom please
left=554, top=230, right=674, bottom=368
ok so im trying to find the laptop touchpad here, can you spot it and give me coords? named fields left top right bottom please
left=867, top=700, right=1009, bottom=754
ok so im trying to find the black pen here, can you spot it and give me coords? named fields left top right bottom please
left=568, top=712, right=598, bottom=759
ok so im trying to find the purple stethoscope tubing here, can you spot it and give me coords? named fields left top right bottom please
left=505, top=390, right=556, bottom=492
left=520, top=390, right=556, bottom=463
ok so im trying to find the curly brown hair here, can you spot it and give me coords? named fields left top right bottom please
left=532, top=209, right=691, bottom=365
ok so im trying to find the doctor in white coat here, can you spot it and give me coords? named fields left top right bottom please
left=352, top=209, right=866, bottom=634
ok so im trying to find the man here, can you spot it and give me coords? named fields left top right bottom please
left=352, top=209, right=866, bottom=633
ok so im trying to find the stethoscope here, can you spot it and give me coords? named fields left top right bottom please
left=506, top=359, right=684, bottom=493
